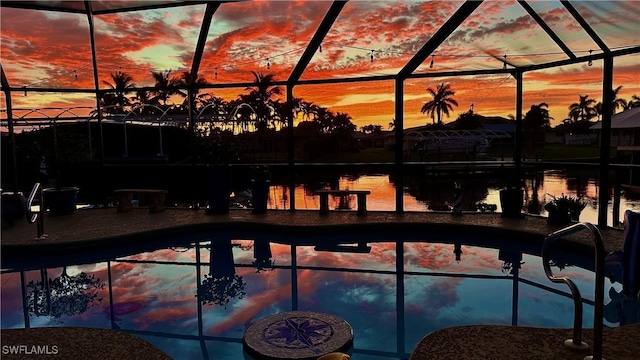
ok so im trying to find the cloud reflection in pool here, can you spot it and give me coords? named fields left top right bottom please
left=0, top=233, right=624, bottom=360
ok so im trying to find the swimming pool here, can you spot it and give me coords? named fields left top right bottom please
left=0, top=230, right=632, bottom=360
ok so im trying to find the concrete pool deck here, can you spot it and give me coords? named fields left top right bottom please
left=0, top=208, right=627, bottom=254
left=1, top=208, right=637, bottom=359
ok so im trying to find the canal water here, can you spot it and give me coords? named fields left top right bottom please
left=262, top=170, right=640, bottom=227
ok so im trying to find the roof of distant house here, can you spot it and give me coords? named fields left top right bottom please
left=591, top=107, right=640, bottom=129
left=480, top=124, right=516, bottom=133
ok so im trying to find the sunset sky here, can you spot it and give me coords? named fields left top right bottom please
left=1, top=0, right=639, bottom=129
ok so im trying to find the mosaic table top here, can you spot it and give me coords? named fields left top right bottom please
left=243, top=311, right=354, bottom=360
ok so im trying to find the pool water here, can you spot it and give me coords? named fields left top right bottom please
left=0, top=232, right=632, bottom=360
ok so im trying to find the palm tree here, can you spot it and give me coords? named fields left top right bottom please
left=421, top=83, right=458, bottom=125
left=610, top=85, right=628, bottom=114
left=598, top=86, right=629, bottom=118
left=523, top=103, right=552, bottom=152
left=150, top=70, right=181, bottom=107
left=314, top=106, right=334, bottom=134
left=101, top=71, right=136, bottom=110
left=627, top=95, right=640, bottom=109
left=131, top=89, right=156, bottom=115
left=176, top=70, right=210, bottom=110
left=229, top=96, right=258, bottom=132
left=246, top=71, right=282, bottom=104
left=568, top=95, right=598, bottom=123
left=132, top=89, right=151, bottom=105
left=198, top=95, right=228, bottom=133
left=332, top=112, right=356, bottom=134
left=296, top=100, right=319, bottom=121
left=523, top=102, right=552, bottom=130
left=245, top=71, right=283, bottom=128
left=332, top=112, right=356, bottom=150
left=388, top=118, right=395, bottom=130
left=361, top=124, right=383, bottom=134
left=268, top=99, right=285, bottom=129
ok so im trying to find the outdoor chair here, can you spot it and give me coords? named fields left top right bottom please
left=604, top=209, right=640, bottom=299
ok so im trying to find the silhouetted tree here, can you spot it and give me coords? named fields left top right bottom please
left=522, top=103, right=551, bottom=156
left=295, top=120, right=322, bottom=135
left=130, top=90, right=164, bottom=116
left=197, top=95, right=229, bottom=133
left=333, top=112, right=356, bottom=134
left=150, top=70, right=181, bottom=106
left=421, top=83, right=458, bottom=125
left=568, top=95, right=597, bottom=123
left=333, top=112, right=356, bottom=150
left=269, top=98, right=287, bottom=129
left=453, top=110, right=481, bottom=130
left=610, top=85, right=628, bottom=114
left=626, top=94, right=640, bottom=109
left=26, top=268, right=104, bottom=319
left=314, top=106, right=334, bottom=134
left=361, top=124, right=383, bottom=134
left=595, top=86, right=629, bottom=120
left=245, top=71, right=282, bottom=130
left=176, top=70, right=210, bottom=110
left=101, top=71, right=136, bottom=111
left=296, top=100, right=319, bottom=121
left=523, top=103, right=552, bottom=130
left=229, top=96, right=259, bottom=132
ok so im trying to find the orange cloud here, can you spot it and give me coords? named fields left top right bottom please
left=1, top=1, right=638, bottom=131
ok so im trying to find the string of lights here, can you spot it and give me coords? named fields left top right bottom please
left=211, top=46, right=308, bottom=76
left=22, top=62, right=93, bottom=88
left=18, top=43, right=635, bottom=88
left=320, top=40, right=628, bottom=59
left=20, top=46, right=309, bottom=87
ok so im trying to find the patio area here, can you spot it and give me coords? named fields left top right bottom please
left=0, top=208, right=627, bottom=255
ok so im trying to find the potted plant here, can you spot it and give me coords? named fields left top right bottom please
left=499, top=179, right=524, bottom=218
left=544, top=194, right=587, bottom=225
left=567, top=196, right=588, bottom=222
left=249, top=165, right=271, bottom=214
left=196, top=128, right=239, bottom=215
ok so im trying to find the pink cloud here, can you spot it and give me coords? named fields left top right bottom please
left=1, top=1, right=638, bottom=129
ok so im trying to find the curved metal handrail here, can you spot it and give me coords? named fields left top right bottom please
left=26, top=182, right=47, bottom=240
left=542, top=222, right=605, bottom=360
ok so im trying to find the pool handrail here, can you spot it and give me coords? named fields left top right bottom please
left=26, top=182, right=47, bottom=240
left=542, top=222, right=605, bottom=360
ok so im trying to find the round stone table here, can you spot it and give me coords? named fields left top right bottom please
left=243, top=311, right=354, bottom=360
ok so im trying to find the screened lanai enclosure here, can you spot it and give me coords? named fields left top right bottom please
left=1, top=0, right=639, bottom=226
